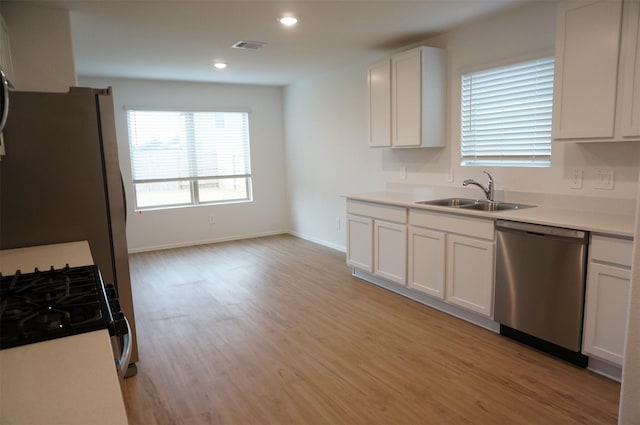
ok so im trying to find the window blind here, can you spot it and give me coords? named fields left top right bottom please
left=461, top=57, right=554, bottom=167
left=126, top=109, right=252, bottom=209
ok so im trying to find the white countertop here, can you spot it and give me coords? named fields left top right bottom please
left=0, top=241, right=129, bottom=425
left=1, top=331, right=129, bottom=425
left=346, top=192, right=636, bottom=238
left=0, top=240, right=95, bottom=272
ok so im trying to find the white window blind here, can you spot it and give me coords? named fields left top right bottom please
left=461, top=56, right=554, bottom=167
left=126, top=110, right=252, bottom=210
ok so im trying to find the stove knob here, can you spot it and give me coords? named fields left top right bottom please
left=110, top=312, right=128, bottom=337
left=109, top=299, right=121, bottom=314
left=104, top=284, right=118, bottom=300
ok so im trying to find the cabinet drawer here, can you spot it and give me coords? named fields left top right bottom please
left=347, top=200, right=407, bottom=224
left=590, top=235, right=633, bottom=267
left=409, top=209, right=494, bottom=240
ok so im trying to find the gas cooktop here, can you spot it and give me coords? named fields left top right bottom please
left=0, top=265, right=113, bottom=349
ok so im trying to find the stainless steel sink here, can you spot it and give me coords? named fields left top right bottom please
left=460, top=201, right=534, bottom=211
left=415, top=198, right=478, bottom=207
left=416, top=198, right=535, bottom=212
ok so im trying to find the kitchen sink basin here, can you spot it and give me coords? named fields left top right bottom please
left=416, top=198, right=535, bottom=212
left=415, top=198, right=478, bottom=207
left=460, top=201, right=534, bottom=211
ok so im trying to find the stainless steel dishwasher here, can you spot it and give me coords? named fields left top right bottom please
left=494, top=220, right=589, bottom=366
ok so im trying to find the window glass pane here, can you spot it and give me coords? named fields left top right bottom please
left=460, top=56, right=554, bottom=167
left=193, top=112, right=251, bottom=178
left=126, top=109, right=253, bottom=210
left=128, top=111, right=190, bottom=180
left=198, top=178, right=250, bottom=203
left=134, top=181, right=192, bottom=208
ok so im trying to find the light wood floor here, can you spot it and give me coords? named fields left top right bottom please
left=123, top=234, right=620, bottom=425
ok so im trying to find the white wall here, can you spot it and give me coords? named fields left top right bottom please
left=284, top=60, right=388, bottom=249
left=1, top=3, right=77, bottom=91
left=80, top=77, right=289, bottom=252
left=284, top=0, right=640, bottom=250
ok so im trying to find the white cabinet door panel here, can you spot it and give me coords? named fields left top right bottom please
left=553, top=0, right=622, bottom=139
left=346, top=214, right=373, bottom=272
left=620, top=0, right=640, bottom=137
left=374, top=220, right=407, bottom=285
left=446, top=235, right=494, bottom=317
left=583, top=262, right=631, bottom=365
left=408, top=227, right=445, bottom=299
left=368, top=60, right=392, bottom=147
left=392, top=49, right=422, bottom=147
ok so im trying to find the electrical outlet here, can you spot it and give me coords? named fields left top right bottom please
left=595, top=168, right=614, bottom=190
left=570, top=168, right=583, bottom=189
left=400, top=166, right=407, bottom=181
left=336, top=217, right=341, bottom=231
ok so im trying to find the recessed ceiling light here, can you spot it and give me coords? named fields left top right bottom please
left=214, top=62, right=227, bottom=70
left=279, top=16, right=298, bottom=26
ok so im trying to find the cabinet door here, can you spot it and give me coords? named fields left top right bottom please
left=583, top=262, right=631, bottom=366
left=368, top=60, right=391, bottom=147
left=620, top=0, right=640, bottom=137
left=446, top=235, right=494, bottom=317
left=346, top=214, right=373, bottom=272
left=373, top=220, right=407, bottom=285
left=553, top=0, right=623, bottom=139
left=392, top=48, right=422, bottom=147
left=407, top=226, right=445, bottom=299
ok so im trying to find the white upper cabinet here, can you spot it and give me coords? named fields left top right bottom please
left=368, top=60, right=392, bottom=147
left=553, top=0, right=640, bottom=142
left=620, top=0, right=640, bottom=137
left=367, top=46, right=446, bottom=148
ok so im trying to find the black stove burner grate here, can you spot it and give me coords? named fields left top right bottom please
left=0, top=265, right=113, bottom=349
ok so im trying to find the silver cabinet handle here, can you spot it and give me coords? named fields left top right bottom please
left=116, top=316, right=133, bottom=379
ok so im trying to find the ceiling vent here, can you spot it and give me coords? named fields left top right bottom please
left=232, top=40, right=267, bottom=50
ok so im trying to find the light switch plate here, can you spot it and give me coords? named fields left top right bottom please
left=595, top=168, right=614, bottom=190
left=570, top=168, right=583, bottom=189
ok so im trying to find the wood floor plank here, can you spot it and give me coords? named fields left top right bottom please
left=123, top=234, right=620, bottom=425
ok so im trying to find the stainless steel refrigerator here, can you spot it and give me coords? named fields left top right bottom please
left=0, top=87, right=139, bottom=371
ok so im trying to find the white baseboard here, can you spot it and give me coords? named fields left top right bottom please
left=127, top=230, right=290, bottom=254
left=587, top=358, right=622, bottom=382
left=289, top=231, right=346, bottom=252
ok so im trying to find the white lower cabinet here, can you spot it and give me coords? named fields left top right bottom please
left=346, top=214, right=373, bottom=272
left=408, top=227, right=445, bottom=299
left=409, top=209, right=495, bottom=318
left=374, top=220, right=407, bottom=284
left=582, top=235, right=633, bottom=366
left=446, top=234, right=495, bottom=317
left=346, top=200, right=407, bottom=285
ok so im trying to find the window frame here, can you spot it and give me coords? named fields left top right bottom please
left=125, top=107, right=254, bottom=211
left=457, top=51, right=555, bottom=168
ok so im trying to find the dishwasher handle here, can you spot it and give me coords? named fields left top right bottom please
left=495, top=220, right=587, bottom=240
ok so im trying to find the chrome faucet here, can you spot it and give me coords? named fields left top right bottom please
left=463, top=171, right=495, bottom=201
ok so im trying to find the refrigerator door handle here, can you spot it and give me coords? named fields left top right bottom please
left=120, top=173, right=127, bottom=224
left=0, top=68, right=9, bottom=157
left=0, top=69, right=9, bottom=132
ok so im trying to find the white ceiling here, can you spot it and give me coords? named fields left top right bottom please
left=29, top=0, right=530, bottom=86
